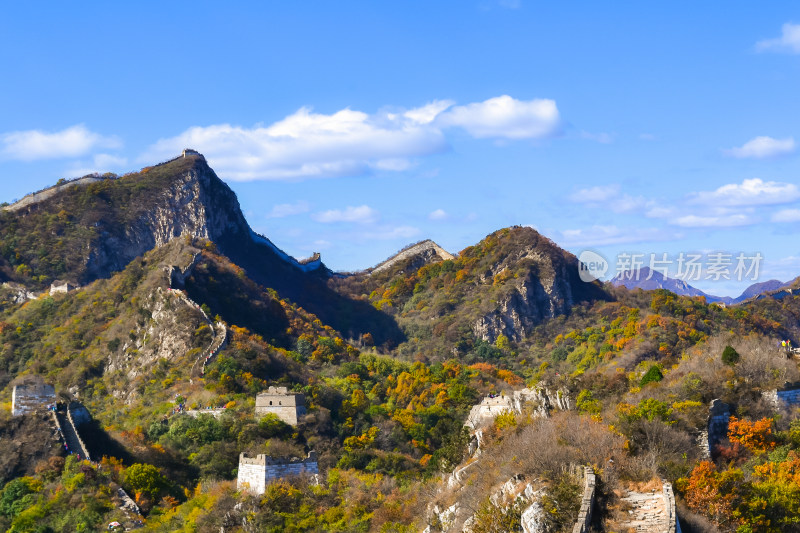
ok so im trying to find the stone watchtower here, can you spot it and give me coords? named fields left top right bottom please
left=12, top=378, right=56, bottom=416
left=255, top=386, right=307, bottom=425
left=237, top=451, right=319, bottom=494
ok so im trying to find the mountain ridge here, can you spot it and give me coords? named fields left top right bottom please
left=611, top=266, right=789, bottom=305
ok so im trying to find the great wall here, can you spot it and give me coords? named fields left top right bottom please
left=11, top=384, right=144, bottom=529
left=428, top=389, right=683, bottom=532
left=165, top=253, right=228, bottom=380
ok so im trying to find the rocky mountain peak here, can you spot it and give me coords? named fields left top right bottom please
left=468, top=227, right=609, bottom=342
left=369, top=239, right=455, bottom=275
left=0, top=152, right=324, bottom=287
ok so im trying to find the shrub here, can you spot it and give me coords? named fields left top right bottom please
left=640, top=365, right=663, bottom=387
left=721, top=345, right=740, bottom=366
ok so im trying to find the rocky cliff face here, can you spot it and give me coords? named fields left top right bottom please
left=471, top=228, right=607, bottom=343
left=85, top=154, right=254, bottom=281
left=1, top=152, right=324, bottom=289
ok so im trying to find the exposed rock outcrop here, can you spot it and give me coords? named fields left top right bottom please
left=466, top=386, right=572, bottom=430
left=1, top=282, right=38, bottom=303
left=471, top=228, right=608, bottom=343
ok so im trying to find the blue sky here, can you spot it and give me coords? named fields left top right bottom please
left=2, top=2, right=800, bottom=296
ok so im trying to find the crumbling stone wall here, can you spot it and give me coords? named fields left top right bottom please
left=236, top=451, right=318, bottom=494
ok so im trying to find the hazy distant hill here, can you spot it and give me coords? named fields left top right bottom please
left=612, top=266, right=788, bottom=304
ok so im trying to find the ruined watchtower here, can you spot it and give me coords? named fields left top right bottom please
left=255, top=386, right=306, bottom=425
left=12, top=378, right=56, bottom=416
left=237, top=451, right=319, bottom=495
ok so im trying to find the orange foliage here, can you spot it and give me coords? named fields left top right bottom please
left=677, top=461, right=739, bottom=528
left=728, top=416, right=776, bottom=453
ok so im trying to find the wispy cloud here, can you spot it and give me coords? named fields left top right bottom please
left=670, top=213, right=755, bottom=228
left=569, top=184, right=651, bottom=213
left=558, top=225, right=672, bottom=246
left=579, top=131, right=614, bottom=144
left=312, top=205, right=378, bottom=224
left=1, top=124, right=121, bottom=161
left=267, top=201, right=310, bottom=218
left=723, top=136, right=795, bottom=159
left=429, top=208, right=448, bottom=221
left=772, top=208, right=800, bottom=223
left=688, top=178, right=800, bottom=206
left=570, top=184, right=620, bottom=203
left=756, top=23, right=800, bottom=54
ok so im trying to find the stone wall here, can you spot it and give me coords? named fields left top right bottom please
left=12, top=381, right=56, bottom=416
left=706, top=399, right=731, bottom=458
left=762, top=386, right=800, bottom=409
left=663, top=480, right=681, bottom=533
left=3, top=175, right=113, bottom=213
left=571, top=466, right=596, bottom=533
left=237, top=451, right=319, bottom=494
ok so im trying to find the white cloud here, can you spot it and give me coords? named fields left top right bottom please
left=559, top=225, right=671, bottom=246
left=142, top=95, right=562, bottom=181
left=1, top=124, right=121, bottom=161
left=772, top=208, right=800, bottom=223
left=429, top=208, right=448, bottom=220
left=639, top=133, right=656, bottom=141
left=569, top=184, right=650, bottom=213
left=267, top=201, right=310, bottom=218
left=570, top=184, right=620, bottom=203
left=724, top=136, right=795, bottom=159
left=313, top=205, right=378, bottom=224
left=689, top=178, right=800, bottom=206
left=756, top=23, right=800, bottom=54
left=671, top=214, right=755, bottom=228
left=646, top=206, right=675, bottom=218
left=403, top=100, right=454, bottom=124
left=437, top=95, right=561, bottom=139
left=143, top=106, right=449, bottom=181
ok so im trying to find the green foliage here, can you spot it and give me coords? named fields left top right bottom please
left=539, top=472, right=581, bottom=532
left=639, top=364, right=664, bottom=387
left=576, top=389, right=601, bottom=415
left=470, top=498, right=523, bottom=533
left=124, top=463, right=167, bottom=499
left=0, top=477, right=40, bottom=518
left=722, top=345, right=740, bottom=366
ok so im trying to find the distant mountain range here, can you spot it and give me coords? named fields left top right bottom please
left=611, top=266, right=792, bottom=305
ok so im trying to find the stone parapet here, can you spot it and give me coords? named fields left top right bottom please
left=571, top=466, right=596, bottom=533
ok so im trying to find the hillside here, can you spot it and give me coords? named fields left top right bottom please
left=2, top=155, right=800, bottom=531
